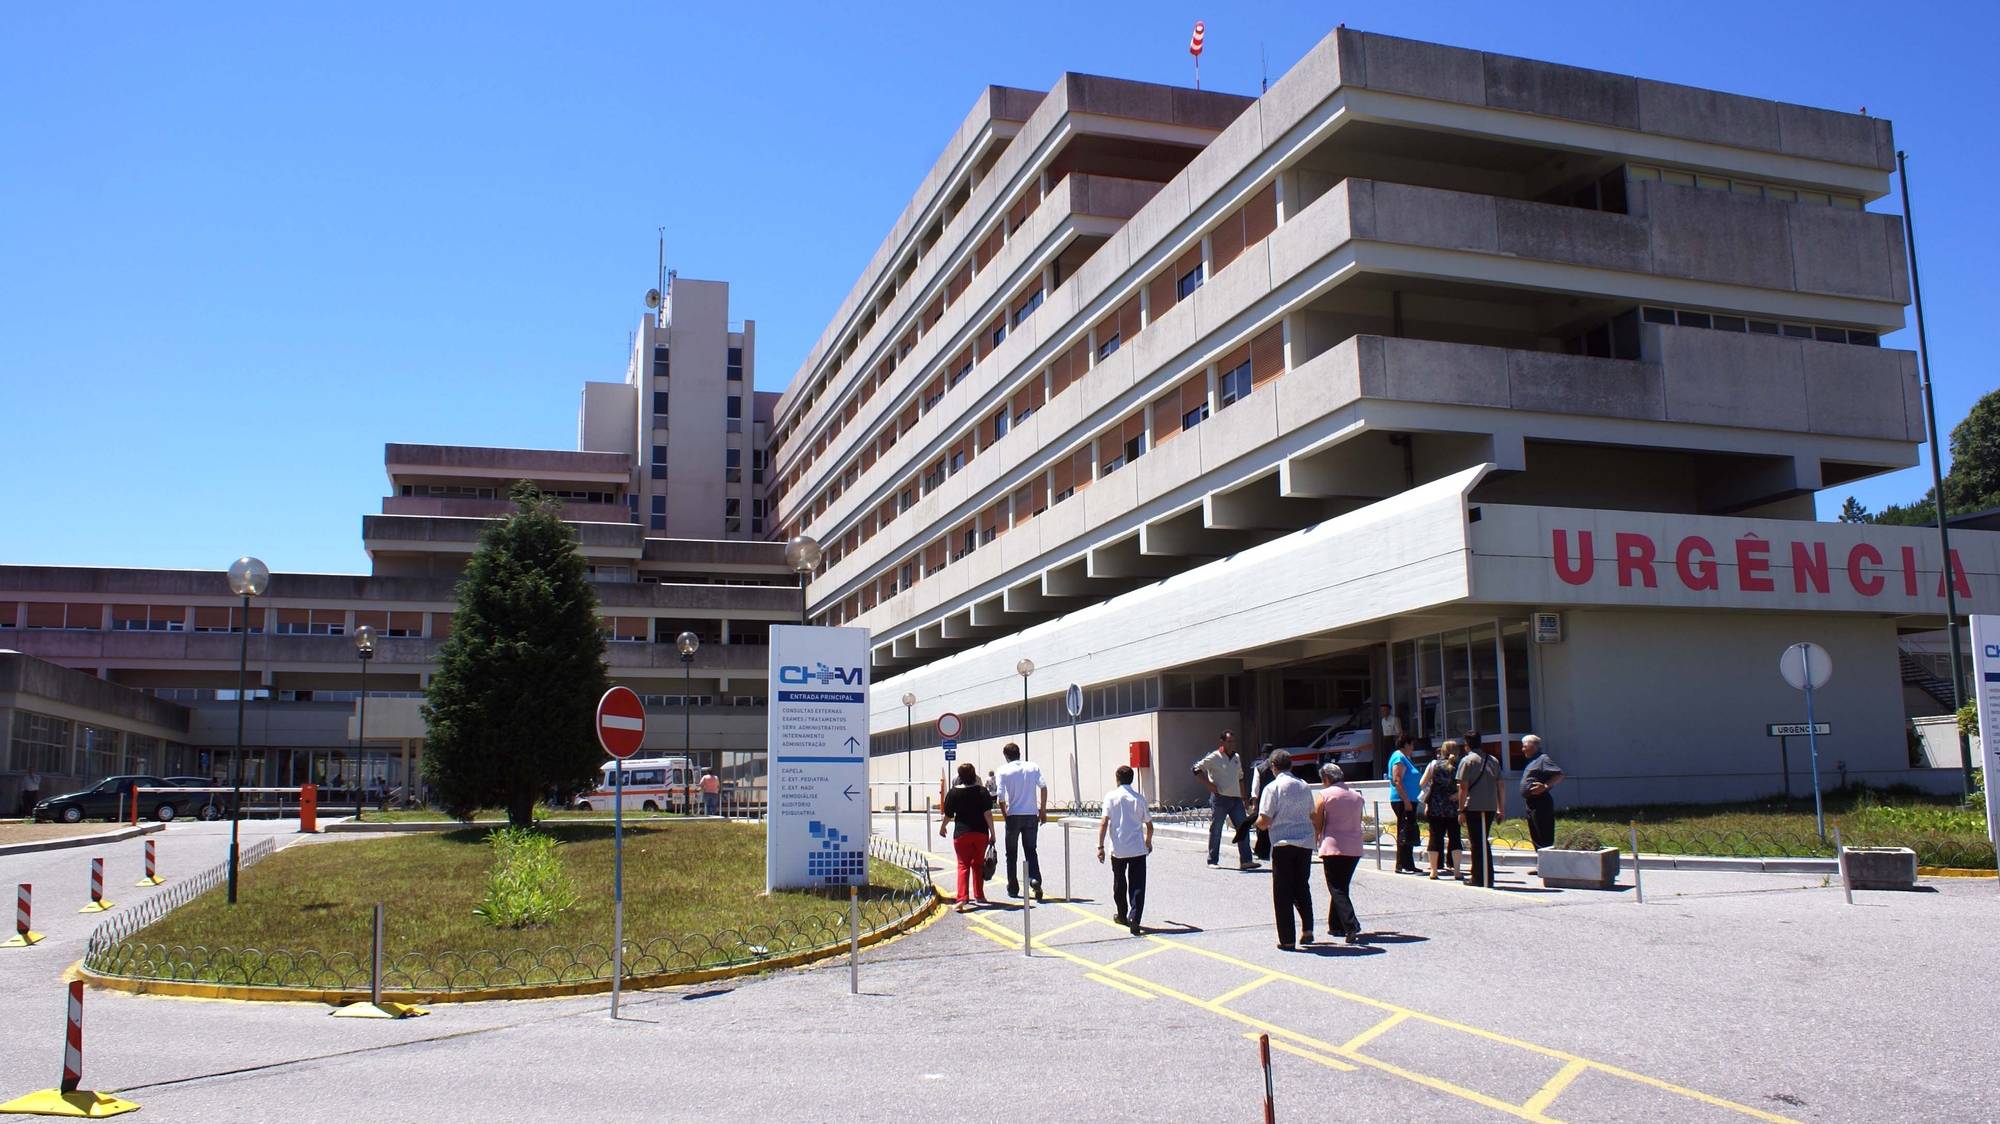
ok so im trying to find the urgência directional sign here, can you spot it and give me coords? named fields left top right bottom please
left=1766, top=723, right=1831, bottom=737
left=766, top=625, right=871, bottom=891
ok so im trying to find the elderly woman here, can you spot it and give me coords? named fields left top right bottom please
left=1309, top=762, right=1367, bottom=944
left=1518, top=734, right=1566, bottom=850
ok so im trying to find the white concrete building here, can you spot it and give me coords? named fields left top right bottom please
left=766, top=28, right=1997, bottom=807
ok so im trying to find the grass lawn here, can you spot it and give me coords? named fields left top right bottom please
left=1486, top=788, right=1993, bottom=867
left=352, top=808, right=702, bottom=823
left=117, top=823, right=925, bottom=986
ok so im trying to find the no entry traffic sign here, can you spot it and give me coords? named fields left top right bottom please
left=937, top=712, right=962, bottom=739
left=596, top=686, right=647, bottom=758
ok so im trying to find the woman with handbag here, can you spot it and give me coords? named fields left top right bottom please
left=940, top=762, right=996, bottom=911
left=1420, top=741, right=1463, bottom=880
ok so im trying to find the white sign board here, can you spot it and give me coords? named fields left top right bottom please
left=766, top=625, right=872, bottom=891
left=1766, top=723, right=1830, bottom=737
left=1778, top=643, right=1833, bottom=690
left=1971, top=615, right=2000, bottom=849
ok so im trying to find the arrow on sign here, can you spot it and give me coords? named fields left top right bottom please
left=844, top=736, right=860, bottom=751
left=842, top=785, right=858, bottom=801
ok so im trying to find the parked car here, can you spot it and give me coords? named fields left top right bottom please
left=1272, top=702, right=1379, bottom=781
left=165, top=777, right=234, bottom=821
left=33, top=775, right=175, bottom=823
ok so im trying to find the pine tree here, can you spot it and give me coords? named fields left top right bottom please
left=422, top=482, right=610, bottom=827
left=1837, top=496, right=1871, bottom=523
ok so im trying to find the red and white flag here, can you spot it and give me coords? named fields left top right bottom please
left=1189, top=20, right=1205, bottom=57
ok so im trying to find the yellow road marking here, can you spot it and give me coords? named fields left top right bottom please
left=1209, top=973, right=1280, bottom=1007
left=1085, top=972, right=1156, bottom=1000
left=1523, top=1058, right=1590, bottom=1116
left=1104, top=943, right=1173, bottom=969
left=1245, top=1030, right=1358, bottom=1073
left=1029, top=918, right=1093, bottom=942
left=1340, top=1010, right=1409, bottom=1053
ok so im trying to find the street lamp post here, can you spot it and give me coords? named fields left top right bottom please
left=225, top=556, right=269, bottom=905
left=1016, top=659, right=1035, bottom=761
left=354, top=625, right=375, bottom=822
left=902, top=691, right=917, bottom=815
left=784, top=534, right=822, bottom=625
left=677, top=630, right=699, bottom=813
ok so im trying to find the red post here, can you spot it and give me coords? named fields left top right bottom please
left=299, top=784, right=317, bottom=833
left=128, top=788, right=138, bottom=826
left=16, top=884, right=29, bottom=937
left=61, top=980, right=83, bottom=1094
left=89, top=858, right=103, bottom=905
left=1260, top=1033, right=1275, bottom=1124
left=144, top=840, right=156, bottom=882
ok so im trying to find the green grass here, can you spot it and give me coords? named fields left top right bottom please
left=124, top=823, right=923, bottom=971
left=1485, top=788, right=1994, bottom=868
left=355, top=808, right=700, bottom=823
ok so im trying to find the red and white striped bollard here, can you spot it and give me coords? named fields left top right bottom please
left=0, top=981, right=140, bottom=1115
left=78, top=857, right=114, bottom=914
left=134, top=839, right=164, bottom=887
left=3, top=883, right=43, bottom=947
left=61, top=979, right=83, bottom=1094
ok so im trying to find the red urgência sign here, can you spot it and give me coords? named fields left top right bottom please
left=1550, top=529, right=1974, bottom=599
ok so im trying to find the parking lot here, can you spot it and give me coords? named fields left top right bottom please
left=1, top=816, right=1995, bottom=1122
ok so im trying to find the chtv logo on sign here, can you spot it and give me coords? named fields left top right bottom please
left=779, top=662, right=864, bottom=687
left=1985, top=645, right=2000, bottom=659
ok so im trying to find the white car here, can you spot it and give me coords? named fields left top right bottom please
left=1272, top=711, right=1377, bottom=780
left=574, top=757, right=695, bottom=813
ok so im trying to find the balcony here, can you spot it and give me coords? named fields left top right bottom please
left=382, top=496, right=632, bottom=523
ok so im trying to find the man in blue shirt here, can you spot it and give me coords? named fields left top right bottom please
left=1387, top=734, right=1424, bottom=873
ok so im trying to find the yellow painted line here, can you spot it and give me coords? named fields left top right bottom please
left=1209, top=973, right=1280, bottom=1007
left=1245, top=1030, right=1358, bottom=1072
left=1104, top=943, right=1173, bottom=970
left=1030, top=918, right=1094, bottom=942
left=1047, top=902, right=1796, bottom=1124
left=1522, top=1058, right=1590, bottom=1116
left=1339, top=1010, right=1409, bottom=1053
left=1085, top=972, right=1156, bottom=1000
left=965, top=920, right=1021, bottom=950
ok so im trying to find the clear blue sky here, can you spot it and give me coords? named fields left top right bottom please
left=3, top=1, right=1993, bottom=575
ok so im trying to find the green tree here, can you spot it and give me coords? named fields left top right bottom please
left=1944, top=388, right=2000, bottom=514
left=422, top=482, right=610, bottom=827
left=1872, top=487, right=1937, bottom=527
left=1837, top=496, right=1871, bottom=523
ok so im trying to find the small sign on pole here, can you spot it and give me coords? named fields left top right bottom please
left=596, top=685, right=646, bottom=1019
left=942, top=738, right=957, bottom=763
left=1765, top=723, right=1831, bottom=737
left=1778, top=643, right=1832, bottom=839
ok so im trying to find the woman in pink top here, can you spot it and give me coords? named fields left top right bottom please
left=1309, top=762, right=1367, bottom=944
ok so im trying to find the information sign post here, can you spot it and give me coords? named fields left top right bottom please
left=1969, top=616, right=2000, bottom=854
left=1066, top=684, right=1083, bottom=810
left=766, top=626, right=872, bottom=892
left=1778, top=644, right=1833, bottom=839
left=595, top=686, right=646, bottom=1019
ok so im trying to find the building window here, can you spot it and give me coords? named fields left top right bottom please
left=1125, top=434, right=1145, bottom=463
left=948, top=450, right=965, bottom=474
left=652, top=347, right=669, bottom=378
left=650, top=495, right=666, bottom=531
left=726, top=346, right=744, bottom=381
left=991, top=323, right=1006, bottom=348
left=1012, top=289, right=1043, bottom=326
left=726, top=396, right=742, bottom=420
left=1182, top=403, right=1209, bottom=431
left=993, top=408, right=1009, bottom=440
left=724, top=499, right=741, bottom=534
left=752, top=449, right=766, bottom=484
left=650, top=444, right=668, bottom=480
left=653, top=391, right=669, bottom=415
left=725, top=448, right=742, bottom=484
left=1176, top=262, right=1205, bottom=300
left=1218, top=360, right=1253, bottom=408
left=1097, top=332, right=1120, bottom=360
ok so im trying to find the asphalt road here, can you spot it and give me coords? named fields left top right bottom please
left=1, top=814, right=1995, bottom=1122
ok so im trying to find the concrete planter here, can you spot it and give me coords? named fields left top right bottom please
left=1537, top=847, right=1621, bottom=890
left=1841, top=846, right=1918, bottom=891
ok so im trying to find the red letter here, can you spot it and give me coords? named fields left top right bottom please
left=1736, top=535, right=1774, bottom=592
left=1847, top=543, right=1884, bottom=596
left=1940, top=548, right=1974, bottom=600
left=1675, top=536, right=1719, bottom=591
left=1902, top=546, right=1919, bottom=596
left=1615, top=533, right=1658, bottom=588
left=1791, top=541, right=1830, bottom=594
left=1553, top=530, right=1594, bottom=586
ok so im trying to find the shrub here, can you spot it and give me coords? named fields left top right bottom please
left=1960, top=703, right=1980, bottom=740
left=473, top=826, right=580, bottom=929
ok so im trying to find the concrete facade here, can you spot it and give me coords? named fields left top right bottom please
left=764, top=27, right=1982, bottom=807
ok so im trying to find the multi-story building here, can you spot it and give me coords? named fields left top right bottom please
left=768, top=27, right=1999, bottom=806
left=0, top=280, right=793, bottom=813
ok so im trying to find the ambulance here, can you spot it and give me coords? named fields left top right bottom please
left=575, top=756, right=695, bottom=813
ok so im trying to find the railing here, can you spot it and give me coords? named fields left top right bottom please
left=84, top=836, right=275, bottom=953
left=82, top=835, right=938, bottom=995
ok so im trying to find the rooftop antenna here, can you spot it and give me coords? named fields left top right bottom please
left=654, top=226, right=666, bottom=328
left=1260, top=43, right=1267, bottom=94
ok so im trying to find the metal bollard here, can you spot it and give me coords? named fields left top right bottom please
left=370, top=902, right=385, bottom=1007
left=1374, top=802, right=1384, bottom=870
left=1629, top=822, right=1644, bottom=904
left=1833, top=826, right=1852, bottom=905
left=924, top=798, right=932, bottom=841
left=1062, top=821, right=1071, bottom=901
left=893, top=794, right=901, bottom=843
left=848, top=886, right=861, bottom=995
left=1021, top=864, right=1033, bottom=958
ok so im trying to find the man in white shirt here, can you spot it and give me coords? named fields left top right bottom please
left=994, top=743, right=1048, bottom=901
left=1097, top=765, right=1153, bottom=935
left=1254, top=750, right=1317, bottom=950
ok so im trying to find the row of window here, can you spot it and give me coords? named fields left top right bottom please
left=1627, top=164, right=1864, bottom=211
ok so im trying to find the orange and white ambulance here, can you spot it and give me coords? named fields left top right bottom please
left=575, top=756, right=695, bottom=813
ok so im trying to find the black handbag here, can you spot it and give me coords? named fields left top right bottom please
left=981, top=840, right=998, bottom=881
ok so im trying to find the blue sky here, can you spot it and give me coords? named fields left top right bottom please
left=3, top=1, right=1993, bottom=574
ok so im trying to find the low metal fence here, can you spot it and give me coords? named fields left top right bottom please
left=83, top=836, right=275, bottom=951
left=82, top=835, right=939, bottom=995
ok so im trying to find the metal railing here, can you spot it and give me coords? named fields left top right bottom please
left=82, top=834, right=937, bottom=995
left=83, top=836, right=275, bottom=952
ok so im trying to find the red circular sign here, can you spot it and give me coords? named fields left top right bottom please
left=937, top=712, right=962, bottom=739
left=596, top=686, right=647, bottom=758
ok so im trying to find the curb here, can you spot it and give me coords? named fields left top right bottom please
left=79, top=891, right=945, bottom=1005
left=322, top=817, right=746, bottom=834
left=0, top=822, right=166, bottom=858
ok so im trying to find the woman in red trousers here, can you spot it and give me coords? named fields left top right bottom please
left=939, top=762, right=995, bottom=911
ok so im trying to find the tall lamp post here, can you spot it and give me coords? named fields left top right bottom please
left=1016, top=659, right=1035, bottom=760
left=225, top=555, right=269, bottom=905
left=784, top=534, right=822, bottom=624
left=677, top=630, right=699, bottom=812
left=354, top=625, right=374, bottom=822
left=902, top=691, right=917, bottom=813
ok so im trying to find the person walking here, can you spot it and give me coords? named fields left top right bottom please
left=1386, top=734, right=1423, bottom=873
left=1376, top=703, right=1402, bottom=779
left=1310, top=763, right=1367, bottom=944
left=20, top=770, right=41, bottom=817
left=994, top=743, right=1048, bottom=901
left=938, top=763, right=995, bottom=912
left=1456, top=731, right=1505, bottom=889
left=1254, top=749, right=1316, bottom=950
left=1518, top=735, right=1565, bottom=850
left=699, top=771, right=721, bottom=817
left=1421, top=741, right=1463, bottom=880
left=1096, top=765, right=1153, bottom=935
left=1241, top=748, right=1277, bottom=862
left=1192, top=731, right=1256, bottom=870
